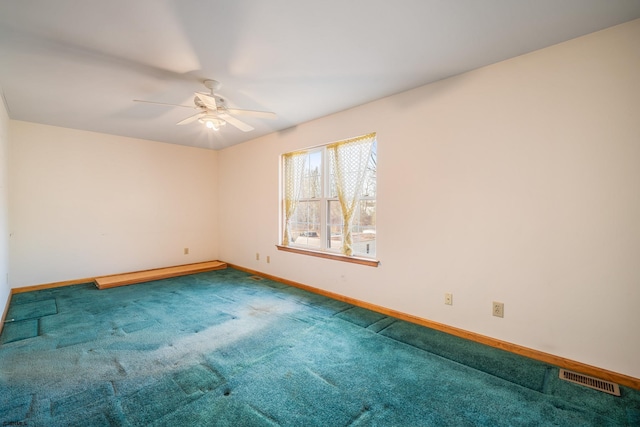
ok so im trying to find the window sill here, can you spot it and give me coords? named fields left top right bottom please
left=276, top=245, right=379, bottom=267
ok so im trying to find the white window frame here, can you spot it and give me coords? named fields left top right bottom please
left=277, top=134, right=378, bottom=267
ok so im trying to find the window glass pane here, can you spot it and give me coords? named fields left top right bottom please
left=300, top=150, right=322, bottom=199
left=290, top=200, right=321, bottom=248
left=328, top=140, right=376, bottom=199
left=351, top=200, right=376, bottom=256
left=327, top=200, right=343, bottom=252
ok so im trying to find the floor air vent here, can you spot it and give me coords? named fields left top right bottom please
left=559, top=369, right=620, bottom=396
left=248, top=276, right=264, bottom=281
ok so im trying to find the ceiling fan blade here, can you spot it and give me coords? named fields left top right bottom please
left=133, top=99, right=194, bottom=109
left=194, top=92, right=218, bottom=110
left=225, top=108, right=277, bottom=119
left=176, top=112, right=205, bottom=125
left=219, top=114, right=254, bottom=132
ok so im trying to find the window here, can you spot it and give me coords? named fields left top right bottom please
left=280, top=133, right=377, bottom=264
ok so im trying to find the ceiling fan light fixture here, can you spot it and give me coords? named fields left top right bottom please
left=199, top=116, right=225, bottom=131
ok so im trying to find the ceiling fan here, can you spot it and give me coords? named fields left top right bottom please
left=134, top=79, right=276, bottom=132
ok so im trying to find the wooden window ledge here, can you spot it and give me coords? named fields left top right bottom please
left=276, top=245, right=379, bottom=267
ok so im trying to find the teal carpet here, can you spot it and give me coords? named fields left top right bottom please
left=1, top=268, right=639, bottom=426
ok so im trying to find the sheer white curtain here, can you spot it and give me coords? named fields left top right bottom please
left=327, top=133, right=376, bottom=256
left=282, top=151, right=307, bottom=246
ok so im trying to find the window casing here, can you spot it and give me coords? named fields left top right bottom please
left=281, top=133, right=376, bottom=260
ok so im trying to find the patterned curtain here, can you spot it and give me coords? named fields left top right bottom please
left=282, top=151, right=308, bottom=246
left=327, top=133, right=376, bottom=256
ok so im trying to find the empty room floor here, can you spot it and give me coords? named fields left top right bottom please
left=1, top=268, right=638, bottom=426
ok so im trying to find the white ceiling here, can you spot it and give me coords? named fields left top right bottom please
left=1, top=1, right=639, bottom=150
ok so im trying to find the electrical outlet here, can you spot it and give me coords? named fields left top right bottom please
left=493, top=301, right=504, bottom=318
left=444, top=293, right=453, bottom=305
left=184, top=248, right=189, bottom=255
left=266, top=256, right=270, bottom=264
left=256, top=253, right=260, bottom=261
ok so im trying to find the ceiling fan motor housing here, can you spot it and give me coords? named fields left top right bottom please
left=194, top=95, right=225, bottom=110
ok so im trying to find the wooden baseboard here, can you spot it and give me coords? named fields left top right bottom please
left=0, top=290, right=11, bottom=337
left=226, top=263, right=640, bottom=391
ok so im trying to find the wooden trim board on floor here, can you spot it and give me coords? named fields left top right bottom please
left=95, top=261, right=227, bottom=289
left=12, top=277, right=97, bottom=294
left=227, top=262, right=640, bottom=391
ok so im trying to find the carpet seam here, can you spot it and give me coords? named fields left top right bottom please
left=374, top=327, right=548, bottom=394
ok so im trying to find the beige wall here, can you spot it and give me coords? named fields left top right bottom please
left=0, top=91, right=9, bottom=316
left=218, top=20, right=640, bottom=378
left=9, top=122, right=219, bottom=287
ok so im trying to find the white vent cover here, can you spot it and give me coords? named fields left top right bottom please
left=248, top=276, right=264, bottom=281
left=559, top=369, right=620, bottom=396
